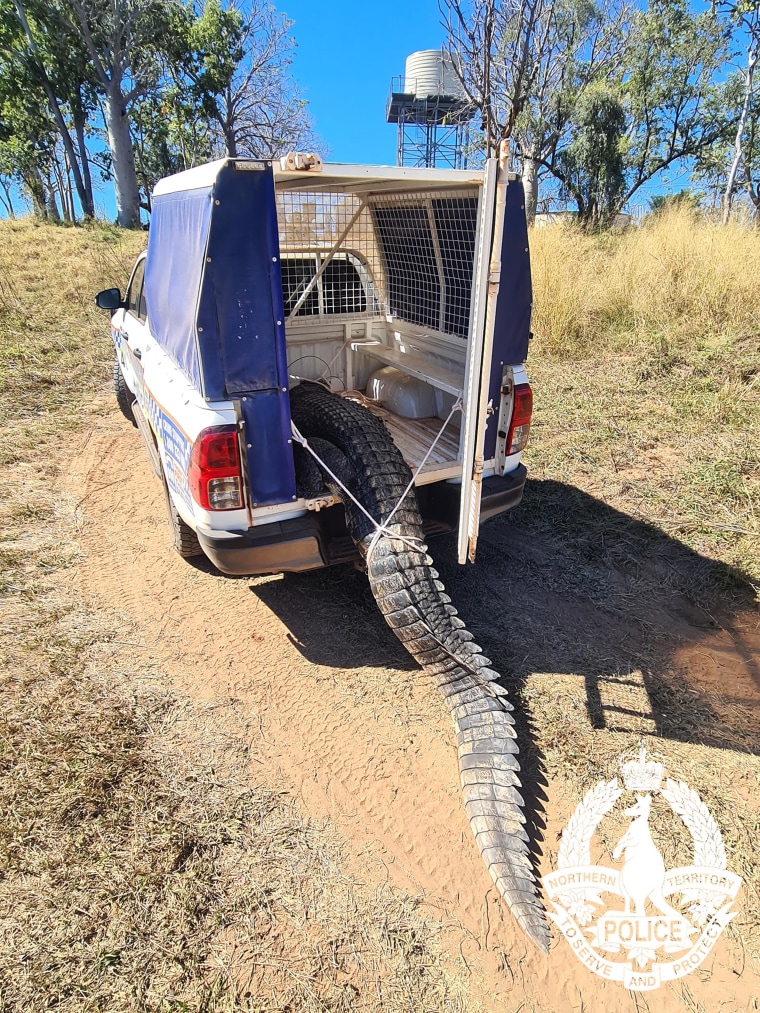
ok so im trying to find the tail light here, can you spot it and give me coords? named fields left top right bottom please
left=506, top=383, right=533, bottom=455
left=188, top=426, right=244, bottom=510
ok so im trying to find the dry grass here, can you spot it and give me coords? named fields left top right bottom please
left=0, top=608, right=466, bottom=1011
left=526, top=212, right=760, bottom=585
left=530, top=209, right=760, bottom=355
left=0, top=218, right=144, bottom=433
left=474, top=210, right=760, bottom=974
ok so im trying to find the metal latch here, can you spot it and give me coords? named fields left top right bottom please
left=280, top=151, right=324, bottom=172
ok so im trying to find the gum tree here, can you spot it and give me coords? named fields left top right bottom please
left=183, top=0, right=317, bottom=159
left=61, top=0, right=189, bottom=227
left=2, top=0, right=97, bottom=217
left=441, top=0, right=634, bottom=221
left=442, top=0, right=731, bottom=226
left=713, top=1, right=760, bottom=222
left=553, top=84, right=626, bottom=227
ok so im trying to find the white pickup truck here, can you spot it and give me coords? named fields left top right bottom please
left=96, top=153, right=552, bottom=951
left=96, top=154, right=534, bottom=576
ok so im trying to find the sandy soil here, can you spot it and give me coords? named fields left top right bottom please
left=60, top=409, right=760, bottom=1013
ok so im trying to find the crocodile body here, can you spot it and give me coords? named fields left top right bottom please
left=289, top=382, right=550, bottom=952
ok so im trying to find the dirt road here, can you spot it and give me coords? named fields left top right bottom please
left=62, top=407, right=760, bottom=1012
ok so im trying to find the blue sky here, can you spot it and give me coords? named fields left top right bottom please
left=277, top=0, right=447, bottom=165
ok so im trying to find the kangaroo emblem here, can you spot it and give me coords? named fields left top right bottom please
left=613, top=794, right=680, bottom=917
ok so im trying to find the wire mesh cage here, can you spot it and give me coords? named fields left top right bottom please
left=275, top=187, right=481, bottom=341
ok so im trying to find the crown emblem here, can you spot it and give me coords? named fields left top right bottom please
left=619, top=744, right=664, bottom=792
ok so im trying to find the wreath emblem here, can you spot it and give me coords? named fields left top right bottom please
left=543, top=746, right=742, bottom=992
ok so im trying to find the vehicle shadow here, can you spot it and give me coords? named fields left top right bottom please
left=464, top=479, right=759, bottom=758
left=253, top=479, right=760, bottom=758
left=251, top=558, right=419, bottom=672
left=253, top=478, right=758, bottom=891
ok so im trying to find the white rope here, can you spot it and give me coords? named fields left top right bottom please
left=290, top=419, right=399, bottom=536
left=290, top=397, right=462, bottom=564
left=292, top=401, right=508, bottom=694
left=319, top=334, right=355, bottom=383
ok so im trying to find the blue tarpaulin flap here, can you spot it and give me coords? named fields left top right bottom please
left=484, top=180, right=532, bottom=460
left=239, top=390, right=296, bottom=506
left=199, top=163, right=289, bottom=398
left=196, top=162, right=295, bottom=505
left=146, top=161, right=295, bottom=507
left=145, top=188, right=213, bottom=390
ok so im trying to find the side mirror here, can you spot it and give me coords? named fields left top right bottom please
left=95, top=287, right=122, bottom=310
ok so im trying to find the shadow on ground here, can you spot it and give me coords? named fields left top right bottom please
left=254, top=480, right=759, bottom=759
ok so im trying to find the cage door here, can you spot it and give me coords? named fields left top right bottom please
left=457, top=157, right=502, bottom=564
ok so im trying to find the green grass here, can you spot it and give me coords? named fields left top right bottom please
left=523, top=328, right=760, bottom=585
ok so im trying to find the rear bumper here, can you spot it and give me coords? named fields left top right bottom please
left=197, top=465, right=527, bottom=576
left=196, top=515, right=327, bottom=576
left=418, top=464, right=527, bottom=529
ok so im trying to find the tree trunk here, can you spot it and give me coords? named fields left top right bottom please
left=11, top=0, right=92, bottom=220
left=52, top=154, right=71, bottom=222
left=723, top=46, right=757, bottom=225
left=220, top=83, right=238, bottom=157
left=73, top=100, right=95, bottom=219
left=63, top=166, right=75, bottom=222
left=45, top=178, right=61, bottom=221
left=104, top=86, right=141, bottom=228
left=0, top=178, right=15, bottom=218
left=521, top=155, right=540, bottom=224
left=27, top=169, right=47, bottom=218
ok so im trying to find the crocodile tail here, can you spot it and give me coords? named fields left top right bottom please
left=289, top=383, right=550, bottom=952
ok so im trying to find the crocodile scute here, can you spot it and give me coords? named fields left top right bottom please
left=289, top=382, right=550, bottom=953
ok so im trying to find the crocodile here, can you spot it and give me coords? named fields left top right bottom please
left=289, top=381, right=550, bottom=953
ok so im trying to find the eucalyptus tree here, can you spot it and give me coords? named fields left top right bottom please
left=59, top=0, right=191, bottom=227
left=742, top=87, right=760, bottom=217
left=1, top=0, right=96, bottom=217
left=618, top=0, right=732, bottom=210
left=712, top=1, right=760, bottom=221
left=0, top=33, right=53, bottom=215
left=130, top=86, right=217, bottom=209
left=183, top=0, right=317, bottom=160
left=552, top=84, right=626, bottom=226
left=441, top=0, right=635, bottom=221
left=512, top=0, right=633, bottom=221
left=440, top=0, right=547, bottom=161
left=442, top=0, right=732, bottom=225
left=543, top=1, right=731, bottom=223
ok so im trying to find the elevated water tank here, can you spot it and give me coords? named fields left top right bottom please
left=403, top=50, right=466, bottom=101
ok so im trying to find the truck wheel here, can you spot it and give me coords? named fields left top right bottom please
left=160, top=466, right=203, bottom=559
left=289, top=382, right=550, bottom=953
left=113, top=352, right=137, bottom=427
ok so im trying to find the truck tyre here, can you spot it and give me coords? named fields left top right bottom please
left=160, top=465, right=203, bottom=559
left=113, top=352, right=138, bottom=427
left=290, top=382, right=550, bottom=953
